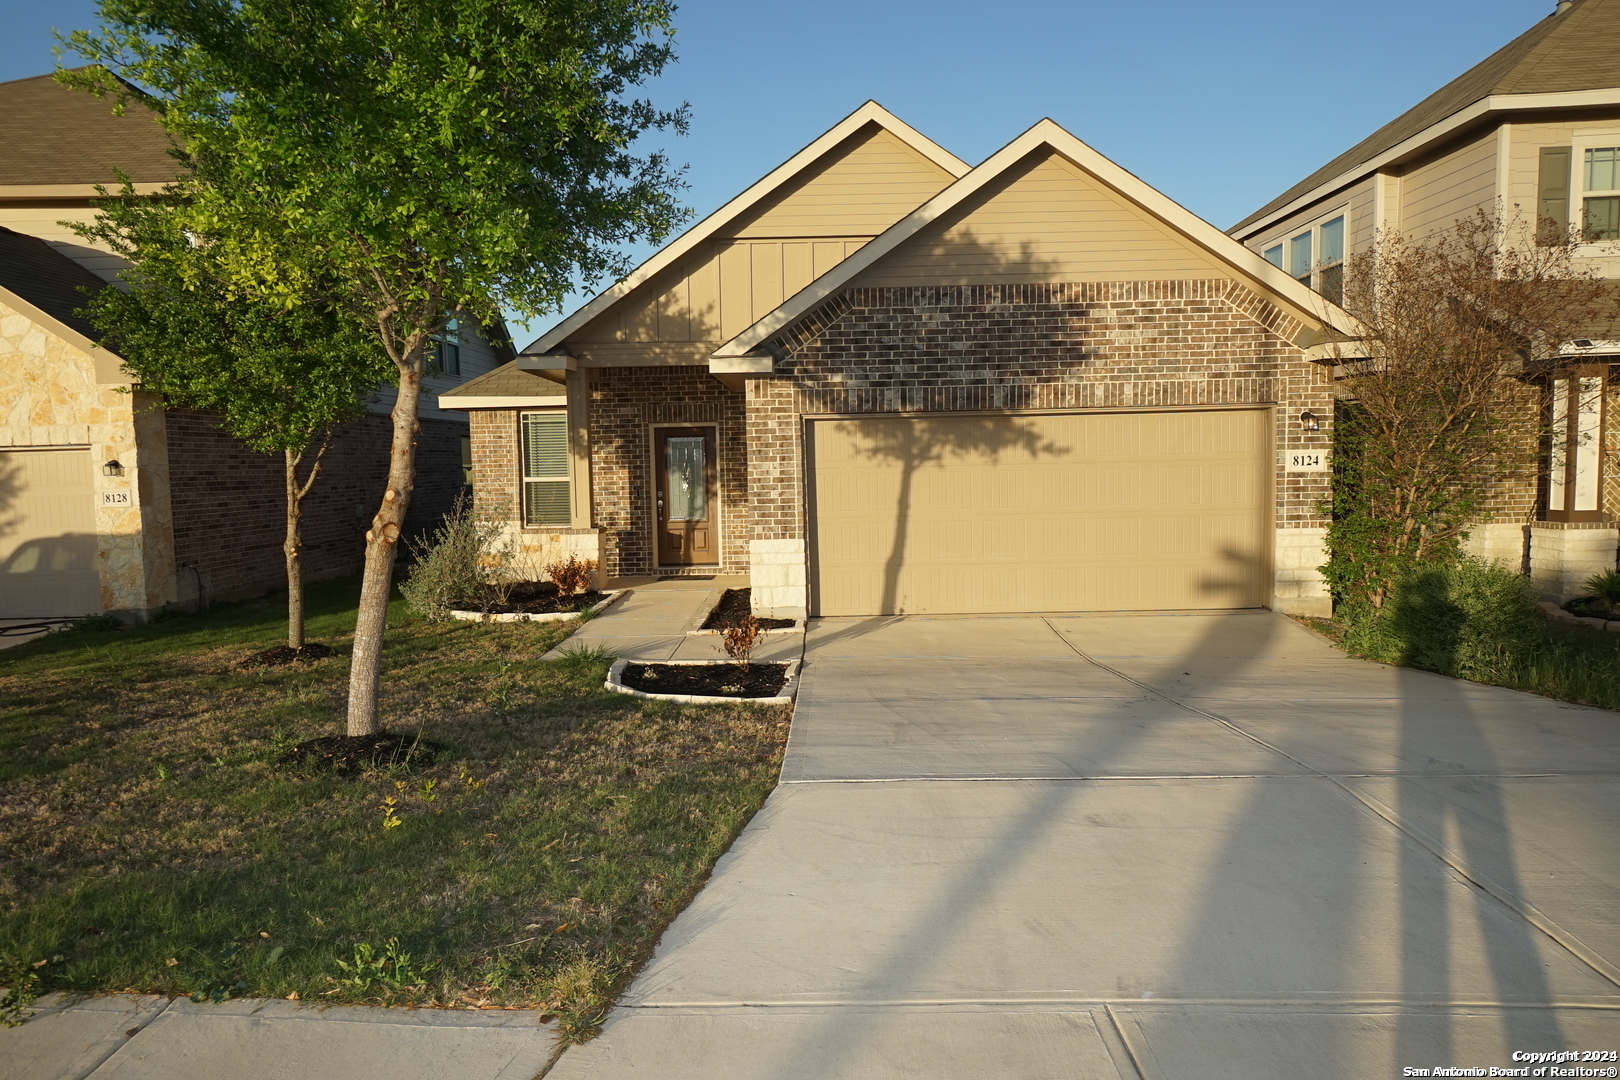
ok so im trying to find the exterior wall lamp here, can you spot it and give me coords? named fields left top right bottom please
left=1299, top=411, right=1320, bottom=431
left=102, top=459, right=125, bottom=476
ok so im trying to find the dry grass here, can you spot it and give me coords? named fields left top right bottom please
left=0, top=577, right=790, bottom=1035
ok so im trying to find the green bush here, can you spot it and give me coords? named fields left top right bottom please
left=1335, top=556, right=1620, bottom=710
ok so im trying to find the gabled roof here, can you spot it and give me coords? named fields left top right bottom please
left=0, top=69, right=177, bottom=188
left=438, top=362, right=566, bottom=408
left=0, top=225, right=129, bottom=382
left=519, top=101, right=969, bottom=357
left=1232, top=0, right=1620, bottom=235
left=712, top=119, right=1357, bottom=363
left=0, top=225, right=109, bottom=338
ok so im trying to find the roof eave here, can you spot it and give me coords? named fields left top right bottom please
left=712, top=119, right=1364, bottom=362
left=1231, top=88, right=1620, bottom=240
left=517, top=101, right=970, bottom=361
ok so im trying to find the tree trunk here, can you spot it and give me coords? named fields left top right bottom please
left=285, top=449, right=306, bottom=650
left=345, top=363, right=423, bottom=736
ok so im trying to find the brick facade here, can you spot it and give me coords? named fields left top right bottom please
left=166, top=409, right=467, bottom=603
left=751, top=280, right=1334, bottom=544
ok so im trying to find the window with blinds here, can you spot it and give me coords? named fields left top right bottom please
left=521, top=412, right=570, bottom=526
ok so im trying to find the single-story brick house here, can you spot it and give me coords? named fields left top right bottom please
left=447, top=104, right=1356, bottom=619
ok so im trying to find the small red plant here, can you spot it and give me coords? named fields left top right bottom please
left=545, top=555, right=597, bottom=597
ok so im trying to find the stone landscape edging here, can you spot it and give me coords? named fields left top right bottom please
left=1538, top=600, right=1620, bottom=633
left=683, top=623, right=803, bottom=637
left=449, top=589, right=627, bottom=624
left=605, top=658, right=801, bottom=706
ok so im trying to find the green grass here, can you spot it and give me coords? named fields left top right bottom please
left=0, top=577, right=790, bottom=1036
left=1303, top=559, right=1620, bottom=712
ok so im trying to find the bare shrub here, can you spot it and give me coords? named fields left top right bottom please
left=721, top=616, right=764, bottom=669
left=1323, top=208, right=1616, bottom=610
left=545, top=555, right=597, bottom=597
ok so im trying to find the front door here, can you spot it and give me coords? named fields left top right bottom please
left=655, top=427, right=718, bottom=565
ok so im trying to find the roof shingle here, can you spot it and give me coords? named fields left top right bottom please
left=0, top=69, right=177, bottom=187
left=0, top=225, right=109, bottom=339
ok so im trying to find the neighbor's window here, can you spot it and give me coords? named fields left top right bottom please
left=429, top=318, right=461, bottom=377
left=1278, top=213, right=1347, bottom=304
left=1582, top=147, right=1620, bottom=241
left=521, top=412, right=570, bottom=526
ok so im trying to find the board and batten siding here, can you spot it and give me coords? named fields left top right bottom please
left=572, top=122, right=960, bottom=346
left=1399, top=129, right=1499, bottom=238
left=856, top=148, right=1228, bottom=286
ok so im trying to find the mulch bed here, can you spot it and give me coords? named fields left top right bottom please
left=700, top=588, right=796, bottom=631
left=280, top=731, right=447, bottom=773
left=241, top=642, right=335, bottom=669
left=621, top=662, right=790, bottom=699
left=1565, top=596, right=1617, bottom=621
left=465, top=583, right=606, bottom=615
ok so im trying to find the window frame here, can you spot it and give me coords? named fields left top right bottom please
left=1569, top=134, right=1620, bottom=254
left=428, top=317, right=462, bottom=378
left=519, top=409, right=571, bottom=528
left=1258, top=207, right=1349, bottom=304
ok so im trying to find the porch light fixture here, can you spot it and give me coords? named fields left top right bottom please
left=102, top=459, right=125, bottom=476
left=1299, top=411, right=1320, bottom=431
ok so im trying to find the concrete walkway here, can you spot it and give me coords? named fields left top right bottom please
left=549, top=611, right=1620, bottom=1079
left=540, top=577, right=804, bottom=663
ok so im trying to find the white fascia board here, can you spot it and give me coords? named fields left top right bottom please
left=712, top=119, right=1361, bottom=360
left=0, top=283, right=130, bottom=384
left=438, top=394, right=566, bottom=409
left=0, top=182, right=169, bottom=200
left=1232, top=89, right=1620, bottom=241
left=708, top=356, right=774, bottom=375
left=519, top=102, right=970, bottom=359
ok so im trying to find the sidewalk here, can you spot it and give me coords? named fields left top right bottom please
left=541, top=577, right=803, bottom=663
left=2, top=995, right=556, bottom=1080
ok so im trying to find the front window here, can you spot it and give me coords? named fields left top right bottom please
left=430, top=318, right=461, bottom=377
left=1268, top=212, right=1347, bottom=304
left=1582, top=148, right=1620, bottom=242
left=521, top=412, right=570, bottom=526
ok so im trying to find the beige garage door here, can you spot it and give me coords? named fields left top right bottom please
left=808, top=410, right=1270, bottom=616
left=0, top=449, right=101, bottom=618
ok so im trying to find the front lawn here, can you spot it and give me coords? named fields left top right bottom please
left=0, top=578, right=790, bottom=1037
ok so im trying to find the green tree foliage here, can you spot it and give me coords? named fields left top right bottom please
left=72, top=183, right=393, bottom=648
left=1320, top=209, right=1612, bottom=613
left=63, top=0, right=689, bottom=734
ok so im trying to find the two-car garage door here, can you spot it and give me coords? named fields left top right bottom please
left=808, top=409, right=1270, bottom=616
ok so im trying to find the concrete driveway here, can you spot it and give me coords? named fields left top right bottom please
left=549, top=611, right=1620, bottom=1079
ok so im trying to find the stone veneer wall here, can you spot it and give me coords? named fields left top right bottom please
left=586, top=367, right=748, bottom=578
left=0, top=297, right=175, bottom=617
left=749, top=281, right=1336, bottom=615
left=165, top=410, right=467, bottom=603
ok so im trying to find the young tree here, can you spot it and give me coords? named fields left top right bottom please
left=1322, top=209, right=1613, bottom=611
left=72, top=182, right=393, bottom=648
left=64, top=0, right=689, bottom=735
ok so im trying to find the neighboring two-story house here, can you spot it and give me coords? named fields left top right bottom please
left=1230, top=0, right=1620, bottom=600
left=448, top=104, right=1357, bottom=619
left=0, top=70, right=505, bottom=620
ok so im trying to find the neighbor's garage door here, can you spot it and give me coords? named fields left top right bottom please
left=0, top=448, right=101, bottom=618
left=808, top=409, right=1270, bottom=616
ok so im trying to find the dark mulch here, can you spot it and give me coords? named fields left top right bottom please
left=241, top=642, right=335, bottom=669
left=279, top=731, right=447, bottom=773
left=462, top=582, right=606, bottom=615
left=621, top=662, right=790, bottom=699
left=1565, top=596, right=1617, bottom=621
left=700, top=588, right=796, bottom=631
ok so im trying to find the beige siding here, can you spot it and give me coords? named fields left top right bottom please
left=579, top=237, right=870, bottom=343
left=1244, top=177, right=1367, bottom=261
left=1400, top=129, right=1499, bottom=237
left=809, top=409, right=1271, bottom=616
left=0, top=203, right=128, bottom=281
left=726, top=125, right=958, bottom=239
left=857, top=149, right=1228, bottom=286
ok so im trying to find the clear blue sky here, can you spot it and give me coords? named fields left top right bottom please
left=0, top=0, right=1552, bottom=344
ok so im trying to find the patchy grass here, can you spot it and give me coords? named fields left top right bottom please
left=0, top=577, right=790, bottom=1036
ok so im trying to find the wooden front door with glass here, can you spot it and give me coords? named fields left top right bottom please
left=655, top=427, right=718, bottom=565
